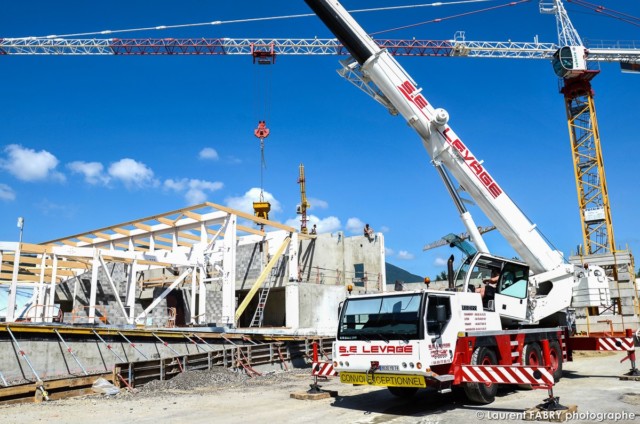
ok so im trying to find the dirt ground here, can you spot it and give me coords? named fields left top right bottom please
left=1, top=352, right=638, bottom=424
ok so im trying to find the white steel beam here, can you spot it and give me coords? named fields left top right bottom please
left=190, top=264, right=197, bottom=325
left=135, top=267, right=191, bottom=324
left=88, top=250, right=99, bottom=324
left=98, top=254, right=130, bottom=324
left=48, top=254, right=58, bottom=323
left=36, top=254, right=47, bottom=320
left=221, top=214, right=237, bottom=326
left=6, top=243, right=22, bottom=322
left=198, top=266, right=206, bottom=325
left=126, top=260, right=138, bottom=322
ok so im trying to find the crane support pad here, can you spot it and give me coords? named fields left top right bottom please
left=460, top=364, right=554, bottom=387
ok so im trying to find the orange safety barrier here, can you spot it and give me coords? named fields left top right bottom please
left=18, top=304, right=63, bottom=323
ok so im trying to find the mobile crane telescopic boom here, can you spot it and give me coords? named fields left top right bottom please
left=305, top=0, right=599, bottom=323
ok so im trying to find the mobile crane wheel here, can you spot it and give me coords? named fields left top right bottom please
left=463, top=346, right=498, bottom=404
left=548, top=340, right=564, bottom=382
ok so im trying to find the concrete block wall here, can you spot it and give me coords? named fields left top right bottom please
left=205, top=283, right=223, bottom=324
left=236, top=243, right=264, bottom=290
left=57, top=263, right=168, bottom=326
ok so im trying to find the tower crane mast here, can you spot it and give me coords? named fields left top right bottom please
left=297, top=164, right=311, bottom=235
left=541, top=0, right=616, bottom=256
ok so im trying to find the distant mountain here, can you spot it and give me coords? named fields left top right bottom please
left=385, top=262, right=423, bottom=285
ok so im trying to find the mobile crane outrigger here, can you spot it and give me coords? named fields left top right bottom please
left=305, top=0, right=637, bottom=404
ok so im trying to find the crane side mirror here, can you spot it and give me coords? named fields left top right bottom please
left=447, top=254, right=455, bottom=289
left=436, top=304, right=447, bottom=324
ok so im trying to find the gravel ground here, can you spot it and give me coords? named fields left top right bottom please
left=1, top=353, right=637, bottom=424
left=120, top=367, right=311, bottom=398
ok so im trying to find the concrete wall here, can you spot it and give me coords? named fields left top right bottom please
left=286, top=283, right=346, bottom=335
left=0, top=334, right=210, bottom=385
left=297, top=232, right=384, bottom=291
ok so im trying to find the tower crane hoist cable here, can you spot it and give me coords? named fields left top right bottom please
left=252, top=45, right=275, bottom=225
left=17, top=1, right=501, bottom=40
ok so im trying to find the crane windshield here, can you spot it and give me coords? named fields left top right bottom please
left=454, top=256, right=473, bottom=290
left=338, top=294, right=423, bottom=341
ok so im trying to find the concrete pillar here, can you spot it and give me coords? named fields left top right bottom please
left=285, top=284, right=300, bottom=329
left=378, top=233, right=387, bottom=292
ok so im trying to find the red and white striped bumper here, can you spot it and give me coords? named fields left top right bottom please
left=460, top=364, right=554, bottom=386
left=598, top=337, right=635, bottom=351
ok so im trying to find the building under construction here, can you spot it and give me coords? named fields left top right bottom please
left=0, top=202, right=386, bottom=399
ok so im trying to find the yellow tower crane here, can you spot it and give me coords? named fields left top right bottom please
left=297, top=163, right=311, bottom=234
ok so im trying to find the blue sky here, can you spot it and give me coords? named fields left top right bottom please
left=0, top=0, right=638, bottom=279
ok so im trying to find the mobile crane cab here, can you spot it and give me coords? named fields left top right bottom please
left=443, top=233, right=530, bottom=323
left=451, top=252, right=531, bottom=323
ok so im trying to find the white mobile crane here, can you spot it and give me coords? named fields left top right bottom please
left=305, top=0, right=637, bottom=405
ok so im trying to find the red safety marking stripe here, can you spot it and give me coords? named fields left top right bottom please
left=461, top=365, right=554, bottom=386
left=311, top=362, right=338, bottom=377
left=598, top=337, right=635, bottom=351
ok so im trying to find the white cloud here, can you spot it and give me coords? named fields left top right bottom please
left=385, top=247, right=395, bottom=257
left=199, top=147, right=219, bottom=160
left=225, top=188, right=282, bottom=216
left=380, top=226, right=390, bottom=233
left=397, top=250, right=415, bottom=260
left=68, top=161, right=110, bottom=185
left=1, top=144, right=64, bottom=182
left=164, top=178, right=224, bottom=204
left=346, top=217, right=365, bottom=234
left=0, top=183, right=15, bottom=201
left=308, top=197, right=328, bottom=210
left=433, top=257, right=448, bottom=267
left=108, top=158, right=156, bottom=188
left=286, top=215, right=341, bottom=234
